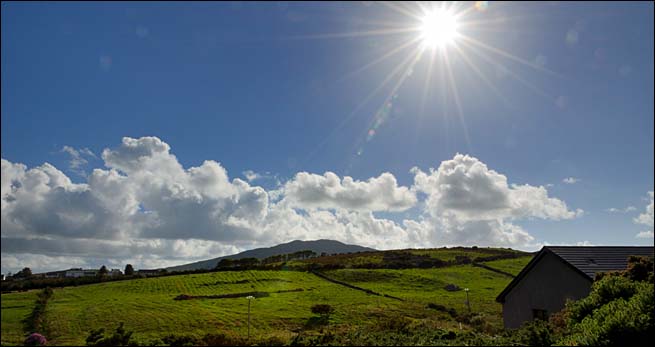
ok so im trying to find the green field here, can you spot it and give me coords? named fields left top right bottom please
left=1, top=291, right=38, bottom=346
left=324, top=265, right=512, bottom=327
left=1, top=249, right=524, bottom=346
left=482, top=256, right=533, bottom=276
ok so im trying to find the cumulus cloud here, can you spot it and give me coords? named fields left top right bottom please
left=412, top=154, right=582, bottom=222
left=634, top=192, right=654, bottom=227
left=633, top=192, right=653, bottom=239
left=1, top=139, right=582, bottom=274
left=280, top=171, right=416, bottom=212
left=409, top=154, right=581, bottom=248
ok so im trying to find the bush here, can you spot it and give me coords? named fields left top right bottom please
left=24, top=333, right=47, bottom=346
left=513, top=319, right=554, bottom=346
left=161, top=334, right=200, bottom=346
left=24, top=287, right=54, bottom=334
left=559, top=257, right=654, bottom=346
left=310, top=304, right=334, bottom=318
left=85, top=322, right=135, bottom=346
left=201, top=333, right=247, bottom=346
left=426, top=303, right=458, bottom=318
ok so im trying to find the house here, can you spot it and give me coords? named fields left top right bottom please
left=496, top=246, right=654, bottom=329
left=137, top=269, right=162, bottom=276
left=43, top=270, right=67, bottom=278
left=65, top=268, right=99, bottom=278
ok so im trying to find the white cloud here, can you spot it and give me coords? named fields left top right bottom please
left=280, top=171, right=416, bottom=212
left=633, top=192, right=653, bottom=239
left=634, top=191, right=654, bottom=227
left=412, top=154, right=582, bottom=222
left=243, top=170, right=261, bottom=182
left=61, top=145, right=96, bottom=176
left=1, top=139, right=583, bottom=274
left=606, top=206, right=637, bottom=213
left=408, top=154, right=581, bottom=249
left=562, top=177, right=580, bottom=184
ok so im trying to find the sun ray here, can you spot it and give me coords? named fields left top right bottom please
left=349, top=46, right=425, bottom=158
left=338, top=35, right=422, bottom=83
left=303, top=44, right=424, bottom=164
left=443, top=49, right=472, bottom=152
left=381, top=1, right=425, bottom=21
left=284, top=27, right=418, bottom=40
left=459, top=38, right=555, bottom=101
left=298, top=1, right=562, bottom=163
left=451, top=43, right=512, bottom=109
left=458, top=34, right=561, bottom=77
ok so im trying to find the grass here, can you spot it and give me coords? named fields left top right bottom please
left=323, top=265, right=516, bottom=329
left=481, top=256, right=534, bottom=276
left=1, top=290, right=39, bottom=346
left=0, top=248, right=528, bottom=345
left=3, top=271, right=410, bottom=345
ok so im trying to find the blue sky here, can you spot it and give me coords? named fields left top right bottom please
left=1, top=2, right=653, bottom=273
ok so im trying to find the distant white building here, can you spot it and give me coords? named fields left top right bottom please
left=65, top=268, right=98, bottom=278
left=109, top=269, right=123, bottom=276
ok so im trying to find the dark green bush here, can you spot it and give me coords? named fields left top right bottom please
left=85, top=322, right=135, bottom=346
left=310, top=304, right=334, bottom=318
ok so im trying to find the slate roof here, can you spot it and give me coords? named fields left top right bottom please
left=547, top=246, right=654, bottom=279
left=496, top=246, right=654, bottom=303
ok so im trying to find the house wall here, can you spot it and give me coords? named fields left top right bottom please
left=502, top=252, right=592, bottom=329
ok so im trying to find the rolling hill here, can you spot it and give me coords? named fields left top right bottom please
left=166, top=239, right=376, bottom=272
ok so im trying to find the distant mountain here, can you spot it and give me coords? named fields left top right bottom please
left=166, top=239, right=376, bottom=272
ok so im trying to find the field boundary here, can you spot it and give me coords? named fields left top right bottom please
left=310, top=271, right=404, bottom=301
left=471, top=262, right=515, bottom=278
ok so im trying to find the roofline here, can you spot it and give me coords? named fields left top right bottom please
left=495, top=246, right=593, bottom=303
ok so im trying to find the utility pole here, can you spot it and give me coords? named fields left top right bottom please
left=464, top=288, right=470, bottom=313
left=246, top=295, right=254, bottom=340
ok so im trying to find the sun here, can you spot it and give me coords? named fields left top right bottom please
left=419, top=9, right=460, bottom=49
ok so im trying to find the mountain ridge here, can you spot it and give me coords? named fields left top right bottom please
left=166, top=239, right=376, bottom=272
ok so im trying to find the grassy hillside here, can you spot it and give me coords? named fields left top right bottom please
left=482, top=256, right=534, bottom=276
left=1, top=248, right=528, bottom=346
left=1, top=291, right=38, bottom=346
left=324, top=266, right=512, bottom=329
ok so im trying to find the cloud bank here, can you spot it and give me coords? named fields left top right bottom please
left=634, top=191, right=654, bottom=239
left=1, top=137, right=582, bottom=273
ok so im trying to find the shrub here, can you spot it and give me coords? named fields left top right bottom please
left=85, top=322, right=135, bottom=346
left=559, top=258, right=654, bottom=346
left=24, top=333, right=47, bottom=346
left=513, top=319, right=553, bottom=346
left=24, top=287, right=54, bottom=334
left=310, top=304, right=334, bottom=318
left=201, top=332, right=247, bottom=346
left=161, top=334, right=200, bottom=346
left=426, top=303, right=458, bottom=318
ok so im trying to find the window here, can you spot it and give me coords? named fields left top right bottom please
left=532, top=309, right=548, bottom=321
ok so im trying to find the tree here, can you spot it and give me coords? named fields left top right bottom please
left=124, top=264, right=134, bottom=276
left=216, top=259, right=234, bottom=269
left=15, top=267, right=32, bottom=279
left=98, top=265, right=108, bottom=277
